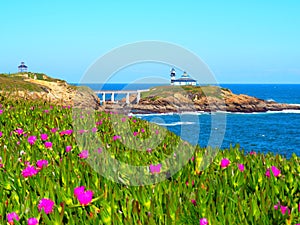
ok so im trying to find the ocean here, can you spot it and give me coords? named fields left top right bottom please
left=78, top=83, right=300, bottom=158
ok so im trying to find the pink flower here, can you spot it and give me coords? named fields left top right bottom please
left=38, top=198, right=55, bottom=214
left=15, top=128, right=24, bottom=135
left=0, top=109, right=3, bottom=114
left=265, top=169, right=270, bottom=178
left=249, top=151, right=256, bottom=155
left=149, top=164, right=162, bottom=174
left=96, top=120, right=102, bottom=125
left=274, top=204, right=279, bottom=210
left=271, top=166, right=281, bottom=177
left=133, top=131, right=139, bottom=136
left=97, top=148, right=103, bottom=153
left=141, top=128, right=145, bottom=133
left=27, top=217, right=39, bottom=225
left=147, top=148, right=152, bottom=153
left=113, top=135, right=121, bottom=141
left=199, top=218, right=208, bottom=225
left=27, top=136, right=37, bottom=145
left=0, top=131, right=2, bottom=137
left=22, top=165, right=38, bottom=178
left=238, top=163, right=245, bottom=172
left=7, top=212, right=20, bottom=223
left=66, top=145, right=72, bottom=152
left=155, top=130, right=159, bottom=135
left=91, top=127, right=98, bottom=133
left=44, top=142, right=53, bottom=149
left=298, top=203, right=300, bottom=212
left=50, top=128, right=58, bottom=133
left=74, top=186, right=93, bottom=206
left=79, top=150, right=88, bottom=159
left=280, top=205, right=290, bottom=215
left=220, top=158, right=230, bottom=168
left=60, top=129, right=73, bottom=136
left=191, top=199, right=197, bottom=206
left=121, top=117, right=126, bottom=122
left=36, top=159, right=48, bottom=169
left=40, top=133, right=48, bottom=141
left=133, top=119, right=136, bottom=123
left=74, top=186, right=85, bottom=197
left=266, top=166, right=281, bottom=178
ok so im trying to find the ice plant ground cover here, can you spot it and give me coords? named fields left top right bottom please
left=0, top=99, right=299, bottom=224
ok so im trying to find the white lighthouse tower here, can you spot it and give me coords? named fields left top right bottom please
left=170, top=68, right=176, bottom=85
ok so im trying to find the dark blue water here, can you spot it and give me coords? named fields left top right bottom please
left=79, top=83, right=300, bottom=157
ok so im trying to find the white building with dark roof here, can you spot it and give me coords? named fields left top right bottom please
left=18, top=62, right=28, bottom=72
left=170, top=68, right=197, bottom=86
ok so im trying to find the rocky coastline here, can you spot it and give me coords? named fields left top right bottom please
left=100, top=86, right=300, bottom=114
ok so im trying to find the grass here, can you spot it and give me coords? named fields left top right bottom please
left=141, top=85, right=224, bottom=100
left=0, top=99, right=299, bottom=224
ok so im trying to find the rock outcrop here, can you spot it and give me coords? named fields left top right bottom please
left=0, top=76, right=100, bottom=109
left=100, top=87, right=300, bottom=114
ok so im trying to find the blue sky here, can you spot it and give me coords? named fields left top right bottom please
left=1, top=0, right=300, bottom=83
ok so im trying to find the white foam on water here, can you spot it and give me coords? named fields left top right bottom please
left=154, top=121, right=196, bottom=126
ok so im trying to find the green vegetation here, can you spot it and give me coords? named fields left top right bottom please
left=0, top=98, right=299, bottom=224
left=141, top=85, right=224, bottom=100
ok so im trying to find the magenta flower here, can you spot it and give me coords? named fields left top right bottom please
left=60, top=129, right=73, bottom=136
left=238, top=163, right=245, bottom=172
left=7, top=212, right=20, bottom=223
left=38, top=198, right=55, bottom=214
left=121, top=117, right=126, bottom=122
left=199, top=218, right=208, bottom=225
left=66, top=145, right=72, bottom=153
left=274, top=204, right=279, bottom=210
left=15, top=128, right=24, bottom=135
left=249, top=151, right=256, bottom=155
left=133, top=131, right=139, bottom=136
left=74, top=186, right=93, bottom=206
left=265, top=169, right=270, bottom=178
left=155, top=130, right=159, bottom=135
left=0, top=131, right=2, bottom=137
left=36, top=159, right=48, bottom=169
left=27, top=136, right=37, bottom=145
left=27, top=217, right=39, bottom=225
left=22, top=165, right=39, bottom=178
left=113, top=135, right=121, bottom=141
left=191, top=199, right=197, bottom=206
left=74, top=186, right=85, bottom=197
left=271, top=166, right=281, bottom=177
left=141, top=128, right=145, bottom=133
left=298, top=203, right=300, bottom=212
left=40, top=133, right=48, bottom=141
left=44, top=142, right=53, bottom=149
left=266, top=166, right=281, bottom=178
left=149, top=164, right=162, bottom=174
left=220, top=158, right=230, bottom=168
left=79, top=150, right=89, bottom=159
left=50, top=128, right=58, bottom=133
left=0, top=109, right=3, bottom=114
left=96, top=120, right=102, bottom=125
left=280, top=205, right=290, bottom=215
left=91, top=127, right=98, bottom=133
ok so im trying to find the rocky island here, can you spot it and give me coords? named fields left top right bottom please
left=102, top=85, right=300, bottom=114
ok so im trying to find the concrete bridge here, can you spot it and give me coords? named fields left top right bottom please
left=94, top=89, right=149, bottom=104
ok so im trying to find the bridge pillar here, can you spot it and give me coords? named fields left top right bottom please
left=136, top=91, right=141, bottom=104
left=126, top=92, right=130, bottom=105
left=111, top=92, right=115, bottom=103
left=102, top=93, right=106, bottom=105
